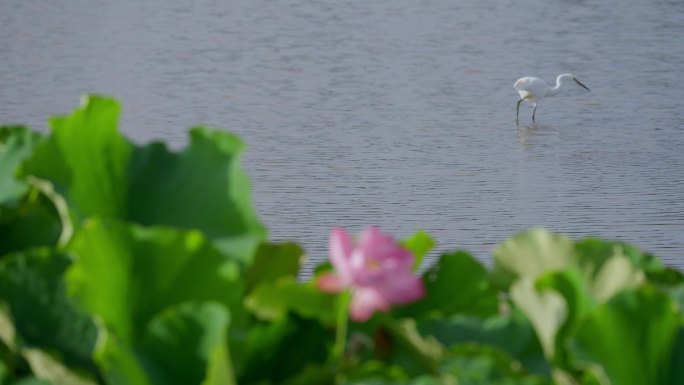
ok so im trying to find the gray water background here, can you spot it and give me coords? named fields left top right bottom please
left=1, top=0, right=683, bottom=272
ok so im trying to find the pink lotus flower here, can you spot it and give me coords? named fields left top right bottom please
left=317, top=227, right=426, bottom=321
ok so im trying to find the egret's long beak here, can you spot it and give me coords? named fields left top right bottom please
left=574, top=78, right=591, bottom=92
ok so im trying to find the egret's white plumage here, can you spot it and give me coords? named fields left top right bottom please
left=514, top=73, right=590, bottom=123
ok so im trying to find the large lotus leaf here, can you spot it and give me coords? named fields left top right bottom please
left=126, top=127, right=265, bottom=261
left=575, top=238, right=655, bottom=274
left=491, top=229, right=575, bottom=290
left=505, top=240, right=646, bottom=368
left=0, top=249, right=97, bottom=374
left=648, top=266, right=684, bottom=287
left=533, top=269, right=595, bottom=368
left=242, top=242, right=303, bottom=292
left=94, top=330, right=152, bottom=385
left=440, top=344, right=552, bottom=385
left=398, top=251, right=498, bottom=319
left=417, top=311, right=548, bottom=376
left=234, top=319, right=294, bottom=381
left=244, top=277, right=336, bottom=324
left=509, top=270, right=592, bottom=363
left=510, top=278, right=565, bottom=362
left=20, top=97, right=130, bottom=219
left=136, top=302, right=235, bottom=385
left=340, top=347, right=547, bottom=385
left=0, top=127, right=60, bottom=257
left=579, top=250, right=644, bottom=303
left=381, top=318, right=446, bottom=376
left=573, top=238, right=676, bottom=291
left=569, top=286, right=681, bottom=385
left=66, top=219, right=243, bottom=342
left=0, top=193, right=62, bottom=257
left=0, top=126, right=43, bottom=204
left=237, top=316, right=329, bottom=384
left=92, top=302, right=235, bottom=385
left=20, top=96, right=265, bottom=261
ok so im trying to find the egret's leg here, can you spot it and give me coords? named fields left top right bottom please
left=516, top=99, right=523, bottom=122
left=532, top=104, right=537, bottom=122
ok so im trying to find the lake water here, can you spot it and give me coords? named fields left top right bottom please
left=1, top=0, right=683, bottom=273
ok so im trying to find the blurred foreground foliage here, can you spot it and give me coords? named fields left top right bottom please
left=0, top=97, right=682, bottom=385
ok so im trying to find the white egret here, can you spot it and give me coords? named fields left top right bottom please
left=514, top=73, right=590, bottom=123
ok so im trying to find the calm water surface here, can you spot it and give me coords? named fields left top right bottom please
left=1, top=0, right=683, bottom=272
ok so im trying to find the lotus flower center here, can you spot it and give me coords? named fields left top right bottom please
left=366, top=259, right=381, bottom=270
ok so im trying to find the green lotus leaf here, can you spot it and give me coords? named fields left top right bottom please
left=569, top=286, right=681, bottom=385
left=0, top=192, right=62, bottom=257
left=245, top=277, right=336, bottom=324
left=236, top=316, right=329, bottom=384
left=0, top=126, right=43, bottom=205
left=20, top=96, right=265, bottom=262
left=440, top=344, right=552, bottom=385
left=399, top=251, right=498, bottom=318
left=242, top=242, right=303, bottom=292
left=66, top=218, right=242, bottom=342
left=126, top=127, right=265, bottom=261
left=492, top=229, right=575, bottom=290
left=416, top=311, right=548, bottom=376
left=93, top=302, right=235, bottom=385
left=0, top=249, right=97, bottom=374
left=137, top=302, right=235, bottom=385
left=510, top=269, right=595, bottom=369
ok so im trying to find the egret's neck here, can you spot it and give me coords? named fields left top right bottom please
left=547, top=79, right=564, bottom=97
